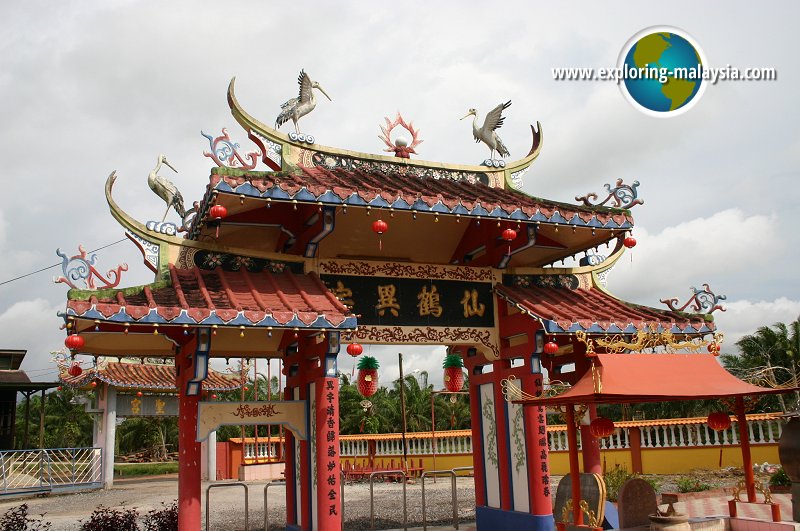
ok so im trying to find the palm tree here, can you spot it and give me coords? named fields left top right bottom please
left=722, top=316, right=800, bottom=413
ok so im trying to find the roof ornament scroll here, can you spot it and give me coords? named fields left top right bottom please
left=575, top=178, right=643, bottom=209
left=53, top=245, right=128, bottom=290
left=660, top=283, right=727, bottom=314
left=202, top=128, right=261, bottom=170
left=574, top=329, right=724, bottom=354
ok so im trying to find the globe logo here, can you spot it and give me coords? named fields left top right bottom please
left=618, top=26, right=707, bottom=117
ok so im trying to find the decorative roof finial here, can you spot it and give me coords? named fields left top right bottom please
left=660, top=284, right=727, bottom=314
left=275, top=69, right=332, bottom=137
left=378, top=113, right=423, bottom=159
left=461, top=101, right=512, bottom=162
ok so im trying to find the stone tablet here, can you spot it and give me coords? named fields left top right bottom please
left=617, top=477, right=657, bottom=529
left=554, top=473, right=606, bottom=528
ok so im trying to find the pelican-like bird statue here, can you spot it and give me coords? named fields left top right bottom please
left=461, top=100, right=512, bottom=159
left=275, top=70, right=332, bottom=134
left=147, top=154, right=185, bottom=222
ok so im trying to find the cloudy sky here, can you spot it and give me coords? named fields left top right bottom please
left=1, top=1, right=798, bottom=388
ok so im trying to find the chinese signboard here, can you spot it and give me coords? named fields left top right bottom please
left=118, top=394, right=178, bottom=417
left=196, top=401, right=307, bottom=441
left=321, top=275, right=494, bottom=327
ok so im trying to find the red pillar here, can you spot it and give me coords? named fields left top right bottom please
left=176, top=339, right=201, bottom=531
left=735, top=397, right=756, bottom=502
left=522, top=371, right=552, bottom=515
left=565, top=405, right=583, bottom=526
left=315, top=377, right=341, bottom=530
left=581, top=404, right=602, bottom=475
left=629, top=427, right=643, bottom=474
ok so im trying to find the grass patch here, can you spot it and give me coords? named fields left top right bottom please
left=114, top=462, right=178, bottom=477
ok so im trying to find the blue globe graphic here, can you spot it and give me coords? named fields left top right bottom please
left=622, top=31, right=703, bottom=114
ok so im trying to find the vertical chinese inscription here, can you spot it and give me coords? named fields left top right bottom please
left=324, top=379, right=339, bottom=517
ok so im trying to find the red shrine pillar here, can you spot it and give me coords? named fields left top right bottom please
left=461, top=306, right=554, bottom=530
left=581, top=404, right=603, bottom=474
left=175, top=334, right=202, bottom=531
left=284, top=332, right=342, bottom=531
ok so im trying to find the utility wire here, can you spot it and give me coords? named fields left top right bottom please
left=0, top=239, right=128, bottom=287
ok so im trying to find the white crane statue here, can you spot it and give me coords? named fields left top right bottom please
left=275, top=69, right=332, bottom=134
left=147, top=154, right=185, bottom=222
left=461, top=100, right=512, bottom=160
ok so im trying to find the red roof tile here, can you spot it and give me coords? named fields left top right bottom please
left=67, top=265, right=356, bottom=329
left=60, top=362, right=241, bottom=391
left=496, top=284, right=714, bottom=335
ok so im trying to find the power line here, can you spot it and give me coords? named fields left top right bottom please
left=0, top=239, right=128, bottom=287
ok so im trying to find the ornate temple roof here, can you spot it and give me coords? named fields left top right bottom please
left=187, top=166, right=634, bottom=241
left=66, top=265, right=356, bottom=330
left=60, top=361, right=241, bottom=391
left=495, top=283, right=714, bottom=335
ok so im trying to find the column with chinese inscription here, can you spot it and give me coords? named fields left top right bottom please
left=522, top=373, right=553, bottom=518
left=315, top=377, right=342, bottom=531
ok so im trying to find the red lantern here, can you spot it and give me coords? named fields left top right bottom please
left=57, top=386, right=63, bottom=391
left=209, top=204, right=227, bottom=237
left=372, top=219, right=388, bottom=250
left=90, top=381, right=97, bottom=387
left=346, top=343, right=363, bottom=357
left=707, top=411, right=731, bottom=431
left=209, top=204, right=228, bottom=220
left=67, top=362, right=83, bottom=377
left=244, top=386, right=249, bottom=391
left=623, top=236, right=637, bottom=248
left=502, top=228, right=517, bottom=242
left=589, top=416, right=615, bottom=438
left=65, top=335, right=85, bottom=350
left=544, top=341, right=559, bottom=355
left=211, top=394, right=218, bottom=400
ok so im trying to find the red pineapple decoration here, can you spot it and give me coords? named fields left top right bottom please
left=356, top=356, right=379, bottom=397
left=442, top=354, right=465, bottom=392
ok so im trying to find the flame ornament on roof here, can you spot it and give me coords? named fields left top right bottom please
left=576, top=178, right=644, bottom=210
left=378, top=113, right=423, bottom=159
left=660, top=283, right=727, bottom=314
left=54, top=245, right=128, bottom=290
left=202, top=128, right=260, bottom=170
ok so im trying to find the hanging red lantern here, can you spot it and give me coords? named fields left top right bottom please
left=346, top=343, right=363, bottom=357
left=209, top=204, right=228, bottom=237
left=589, top=416, right=616, bottom=438
left=90, top=381, right=97, bottom=387
left=136, top=391, right=143, bottom=397
left=502, top=228, right=517, bottom=242
left=442, top=354, right=465, bottom=392
left=211, top=394, right=218, bottom=400
left=67, top=362, right=83, bottom=377
left=623, top=236, right=637, bottom=248
left=65, top=335, right=85, bottom=350
left=57, top=386, right=63, bottom=391
left=372, top=219, right=388, bottom=250
left=707, top=411, right=731, bottom=431
left=209, top=204, right=228, bottom=220
left=544, top=341, right=559, bottom=355
left=356, top=356, right=379, bottom=397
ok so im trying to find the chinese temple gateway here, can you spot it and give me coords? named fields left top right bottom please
left=60, top=77, right=731, bottom=531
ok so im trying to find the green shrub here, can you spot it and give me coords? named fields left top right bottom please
left=114, top=462, right=179, bottom=477
left=676, top=476, right=712, bottom=493
left=769, top=467, right=791, bottom=487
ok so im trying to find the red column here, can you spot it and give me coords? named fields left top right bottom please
left=176, top=339, right=201, bottom=531
left=467, top=371, right=487, bottom=506
left=629, top=427, right=643, bottom=474
left=581, top=404, right=602, bottom=474
left=316, top=377, right=341, bottom=531
left=565, top=405, right=583, bottom=525
left=735, top=397, right=756, bottom=502
left=522, top=372, right=552, bottom=515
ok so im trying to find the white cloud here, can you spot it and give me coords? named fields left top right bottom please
left=0, top=298, right=65, bottom=381
left=714, top=297, right=800, bottom=346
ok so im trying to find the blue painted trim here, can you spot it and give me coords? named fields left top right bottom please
left=186, top=327, right=211, bottom=396
left=305, top=206, right=336, bottom=258
left=475, top=506, right=554, bottom=531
